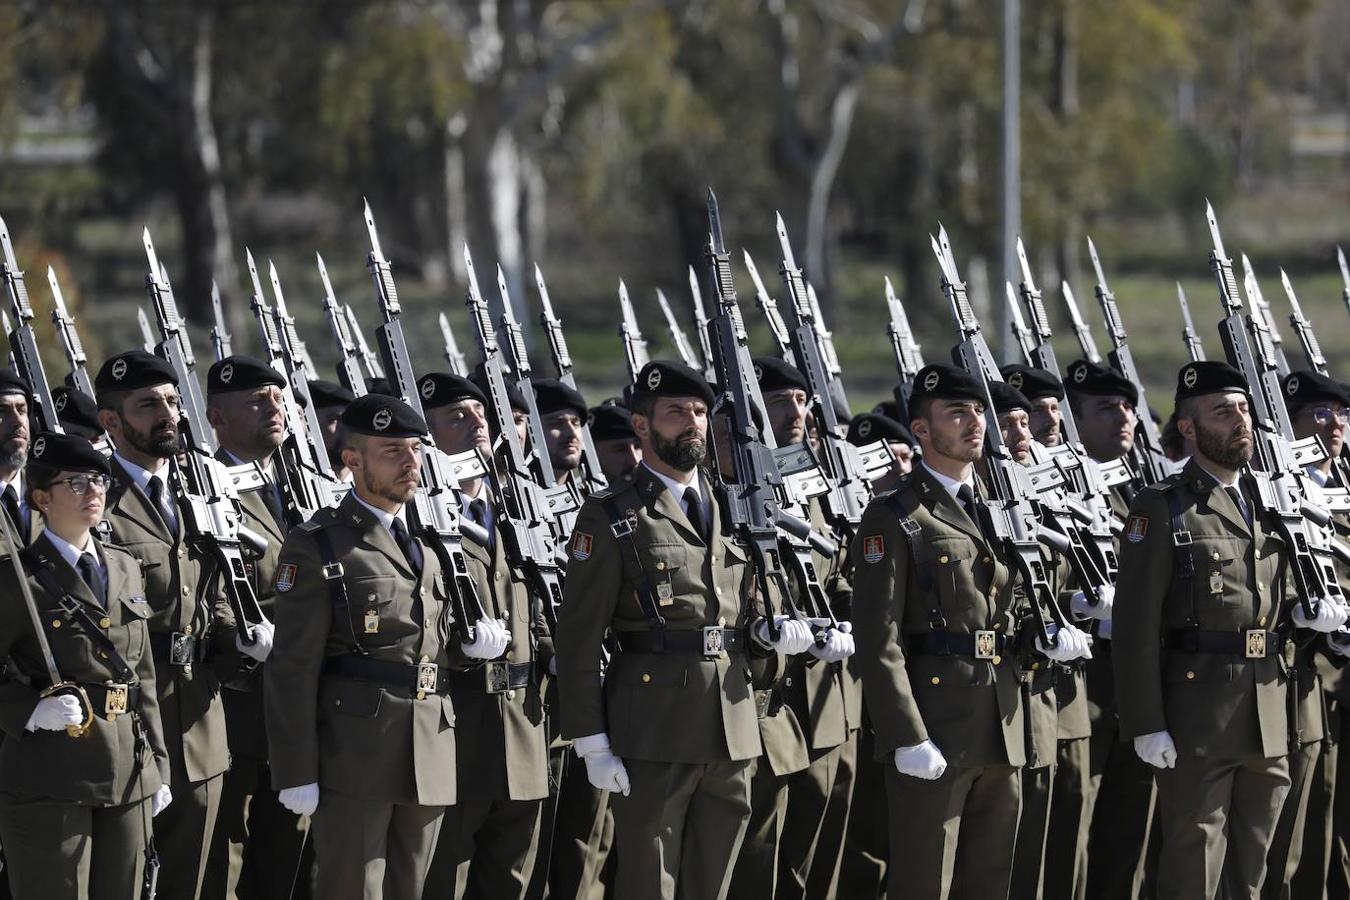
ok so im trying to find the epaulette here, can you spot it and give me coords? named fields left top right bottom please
left=102, top=542, right=136, bottom=562
left=296, top=520, right=325, bottom=534
left=297, top=507, right=339, bottom=534
left=1156, top=472, right=1189, bottom=492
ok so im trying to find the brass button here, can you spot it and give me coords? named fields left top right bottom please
left=1211, top=551, right=1221, bottom=561
left=51, top=620, right=60, bottom=629
left=416, top=691, right=426, bottom=701
left=178, top=548, right=185, bottom=558
left=718, top=617, right=726, bottom=626
left=506, top=689, right=516, bottom=701
left=183, top=624, right=193, bottom=635
left=989, top=587, right=999, bottom=600
left=715, top=588, right=723, bottom=596
left=421, top=655, right=430, bottom=663
left=1031, top=661, right=1040, bottom=670
left=1258, top=616, right=1266, bottom=626
left=994, top=622, right=1003, bottom=630
left=982, top=556, right=992, bottom=564
left=992, top=655, right=1002, bottom=665
left=1186, top=671, right=1195, bottom=680
left=106, top=714, right=116, bottom=722
left=642, top=674, right=651, bottom=683
left=938, top=555, right=950, bottom=564
left=425, top=619, right=434, bottom=628
left=99, top=617, right=111, bottom=629
left=656, top=561, right=666, bottom=571
left=181, top=586, right=190, bottom=597
left=1256, top=584, right=1264, bottom=594
left=98, top=651, right=108, bottom=659
left=495, top=573, right=502, bottom=581
left=930, top=676, right=941, bottom=685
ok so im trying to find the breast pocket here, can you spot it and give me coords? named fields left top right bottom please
left=631, top=542, right=689, bottom=611
left=929, top=540, right=977, bottom=612
left=115, top=594, right=151, bottom=664
left=1188, top=537, right=1242, bottom=612
left=344, top=574, right=404, bottom=648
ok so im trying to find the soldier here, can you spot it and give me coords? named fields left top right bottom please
left=266, top=393, right=508, bottom=900
left=417, top=372, right=552, bottom=898
left=852, top=364, right=1089, bottom=900
left=847, top=412, right=913, bottom=491
left=51, top=386, right=104, bottom=444
left=308, top=380, right=355, bottom=483
left=533, top=377, right=588, bottom=485
left=0, top=432, right=172, bottom=898
left=1001, top=364, right=1065, bottom=448
left=589, top=402, right=641, bottom=486
left=556, top=360, right=815, bottom=900
left=0, top=370, right=35, bottom=545
left=1064, top=358, right=1157, bottom=900
left=1113, top=361, right=1349, bottom=900
left=95, top=350, right=259, bottom=900
left=201, top=355, right=308, bottom=900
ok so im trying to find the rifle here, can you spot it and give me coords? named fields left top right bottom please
left=1006, top=282, right=1035, bottom=364
left=495, top=264, right=560, bottom=489
left=655, top=288, right=701, bottom=371
left=47, top=268, right=98, bottom=402
left=1060, top=281, right=1102, bottom=365
left=1, top=310, right=13, bottom=369
left=1087, top=237, right=1181, bottom=485
left=0, top=216, right=60, bottom=432
left=689, top=265, right=717, bottom=384
left=1177, top=283, right=1206, bottom=362
left=805, top=282, right=851, bottom=417
left=534, top=263, right=607, bottom=495
left=1242, top=254, right=1291, bottom=378
left=437, top=312, right=469, bottom=377
left=1281, top=269, right=1328, bottom=376
left=210, top=281, right=232, bottom=361
left=932, top=225, right=1071, bottom=648
left=743, top=250, right=793, bottom=362
left=464, top=245, right=568, bottom=631
left=317, top=254, right=368, bottom=398
left=617, top=281, right=649, bottom=384
left=1338, top=247, right=1350, bottom=323
left=362, top=202, right=485, bottom=640
left=884, top=276, right=925, bottom=421
left=345, top=303, right=384, bottom=382
left=142, top=229, right=267, bottom=641
left=136, top=307, right=156, bottom=353
left=1206, top=203, right=1347, bottom=619
left=703, top=190, right=836, bottom=641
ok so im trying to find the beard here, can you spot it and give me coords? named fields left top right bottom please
left=931, top=426, right=984, bottom=463
left=125, top=417, right=180, bottom=459
left=1194, top=418, right=1252, bottom=470
left=362, top=467, right=418, bottom=505
left=652, top=426, right=706, bottom=473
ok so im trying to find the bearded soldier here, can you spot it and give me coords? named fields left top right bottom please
left=0, top=371, right=36, bottom=545
left=589, top=402, right=641, bottom=487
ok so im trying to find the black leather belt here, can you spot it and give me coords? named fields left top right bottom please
left=1165, top=629, right=1281, bottom=659
left=323, top=656, right=452, bottom=697
left=449, top=661, right=533, bottom=694
left=83, top=682, right=142, bottom=719
left=906, top=630, right=1011, bottom=659
left=616, top=627, right=744, bottom=657
left=149, top=631, right=209, bottom=666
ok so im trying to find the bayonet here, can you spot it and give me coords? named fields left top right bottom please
left=689, top=265, right=717, bottom=384
left=743, top=250, right=792, bottom=360
left=655, top=288, right=701, bottom=370
left=316, top=253, right=367, bottom=397
left=1007, top=281, right=1034, bottom=363
left=535, top=263, right=606, bottom=494
left=47, top=267, right=97, bottom=401
left=210, top=280, right=232, bottom=360
left=1061, top=281, right=1101, bottom=364
left=1178, top=283, right=1206, bottom=361
left=1243, top=253, right=1290, bottom=377
left=617, top=281, right=649, bottom=384
left=0, top=215, right=59, bottom=431
left=136, top=307, right=156, bottom=353
left=884, top=276, right=925, bottom=421
left=1282, top=268, right=1328, bottom=375
left=438, top=313, right=469, bottom=377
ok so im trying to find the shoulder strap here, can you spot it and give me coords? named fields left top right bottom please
left=884, top=492, right=945, bottom=630
left=1163, top=488, right=1198, bottom=627
left=311, top=528, right=368, bottom=656
left=600, top=495, right=667, bottom=636
left=19, top=548, right=136, bottom=683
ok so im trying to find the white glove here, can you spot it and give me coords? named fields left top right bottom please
left=1292, top=600, right=1350, bottom=633
left=573, top=733, right=631, bottom=796
left=464, top=618, right=511, bottom=660
left=1133, top=730, right=1177, bottom=769
left=1036, top=623, right=1093, bottom=662
left=151, top=784, right=173, bottom=817
left=754, top=616, right=815, bottom=656
left=236, top=619, right=275, bottom=662
left=279, top=782, right=320, bottom=817
left=893, top=740, right=948, bottom=780
left=1070, top=584, right=1114, bottom=621
left=808, top=621, right=855, bottom=663
left=25, top=694, right=84, bottom=732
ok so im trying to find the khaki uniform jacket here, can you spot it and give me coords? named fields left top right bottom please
left=755, top=650, right=811, bottom=777
left=556, top=465, right=761, bottom=764
left=105, top=457, right=234, bottom=784
left=265, top=492, right=460, bottom=805
left=458, top=511, right=552, bottom=801
left=0, top=534, right=169, bottom=803
left=852, top=466, right=1024, bottom=767
left=1113, top=459, right=1291, bottom=759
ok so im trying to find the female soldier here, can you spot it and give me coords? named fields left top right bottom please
left=0, top=431, right=171, bottom=899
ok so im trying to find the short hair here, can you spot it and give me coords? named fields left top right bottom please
left=96, top=389, right=130, bottom=415
left=24, top=460, right=63, bottom=507
left=908, top=394, right=936, bottom=424
left=628, top=394, right=658, bottom=420
left=1160, top=411, right=1184, bottom=458
left=1174, top=396, right=1201, bottom=422
left=335, top=423, right=364, bottom=454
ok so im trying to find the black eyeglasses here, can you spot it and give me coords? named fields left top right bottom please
left=56, top=473, right=112, bottom=496
left=1311, top=406, right=1350, bottom=426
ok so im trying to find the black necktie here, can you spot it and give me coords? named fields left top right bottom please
left=148, top=476, right=177, bottom=535
left=390, top=518, right=424, bottom=576
left=1226, top=485, right=1252, bottom=526
left=1, top=484, right=22, bottom=537
left=77, top=553, right=106, bottom=608
left=684, top=486, right=708, bottom=544
left=469, top=498, right=495, bottom=554
left=957, top=483, right=979, bottom=525
left=261, top=480, right=286, bottom=530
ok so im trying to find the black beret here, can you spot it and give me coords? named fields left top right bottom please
left=0, top=368, right=31, bottom=399
left=365, top=377, right=397, bottom=398
left=471, top=365, right=529, bottom=414
left=533, top=378, right=587, bottom=417
left=589, top=404, right=636, bottom=441
left=418, top=372, right=486, bottom=410
left=987, top=380, right=1032, bottom=414
left=207, top=355, right=285, bottom=396
left=1063, top=360, right=1138, bottom=406
left=52, top=386, right=100, bottom=433
left=95, top=350, right=178, bottom=397
left=308, top=380, right=355, bottom=409
left=28, top=431, right=110, bottom=475
left=633, top=360, right=715, bottom=407
left=873, top=399, right=900, bottom=420
left=753, top=356, right=808, bottom=394
left=339, top=394, right=428, bottom=438
left=1282, top=370, right=1350, bottom=410
left=1175, top=361, right=1248, bottom=402
left=1000, top=364, right=1064, bottom=402
left=847, top=413, right=912, bottom=446
left=909, top=364, right=987, bottom=409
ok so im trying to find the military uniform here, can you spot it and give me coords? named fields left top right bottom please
left=1114, top=456, right=1295, bottom=900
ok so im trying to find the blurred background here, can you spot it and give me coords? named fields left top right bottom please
left=0, top=0, right=1347, bottom=412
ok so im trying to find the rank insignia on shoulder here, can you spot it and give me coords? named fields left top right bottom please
left=862, top=535, right=885, bottom=564
left=297, top=521, right=322, bottom=534
left=1125, top=516, right=1149, bottom=543
left=276, top=563, right=298, bottom=592
left=572, top=532, right=593, bottom=561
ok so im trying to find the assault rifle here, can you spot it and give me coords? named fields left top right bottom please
left=617, top=281, right=649, bottom=384
left=438, top=313, right=469, bottom=377
left=1060, top=282, right=1102, bottom=365
left=1281, top=269, right=1329, bottom=376
left=363, top=202, right=485, bottom=641
left=465, top=245, right=568, bottom=630
left=654, top=287, right=702, bottom=372
left=535, top=263, right=607, bottom=495
left=805, top=281, right=850, bottom=417
left=1178, top=284, right=1206, bottom=362
left=1242, top=254, right=1291, bottom=378
left=1006, top=282, right=1035, bottom=363
left=743, top=250, right=793, bottom=362
left=1206, top=203, right=1347, bottom=619
left=137, top=307, right=156, bottom=353
left=210, top=281, right=232, bottom=361
left=932, top=225, right=1071, bottom=648
left=317, top=254, right=368, bottom=398
left=143, top=230, right=267, bottom=641
left=884, top=276, right=924, bottom=421
left=689, top=265, right=718, bottom=385
left=1338, top=248, right=1350, bottom=323
left=345, top=303, right=384, bottom=382
left=0, top=216, right=60, bottom=432
left=47, top=268, right=98, bottom=402
left=1, top=310, right=13, bottom=368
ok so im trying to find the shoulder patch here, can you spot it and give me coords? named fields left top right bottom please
left=275, top=562, right=298, bottom=592
left=862, top=534, right=885, bottom=564
left=1125, top=515, right=1149, bottom=543
left=571, top=531, right=593, bottom=561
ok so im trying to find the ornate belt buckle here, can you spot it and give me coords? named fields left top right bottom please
left=104, top=683, right=129, bottom=718
left=415, top=662, right=439, bottom=699
left=484, top=661, right=510, bottom=694
left=169, top=632, right=195, bottom=667
left=1244, top=629, right=1267, bottom=659
left=702, top=626, right=726, bottom=659
left=974, top=630, right=997, bottom=660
